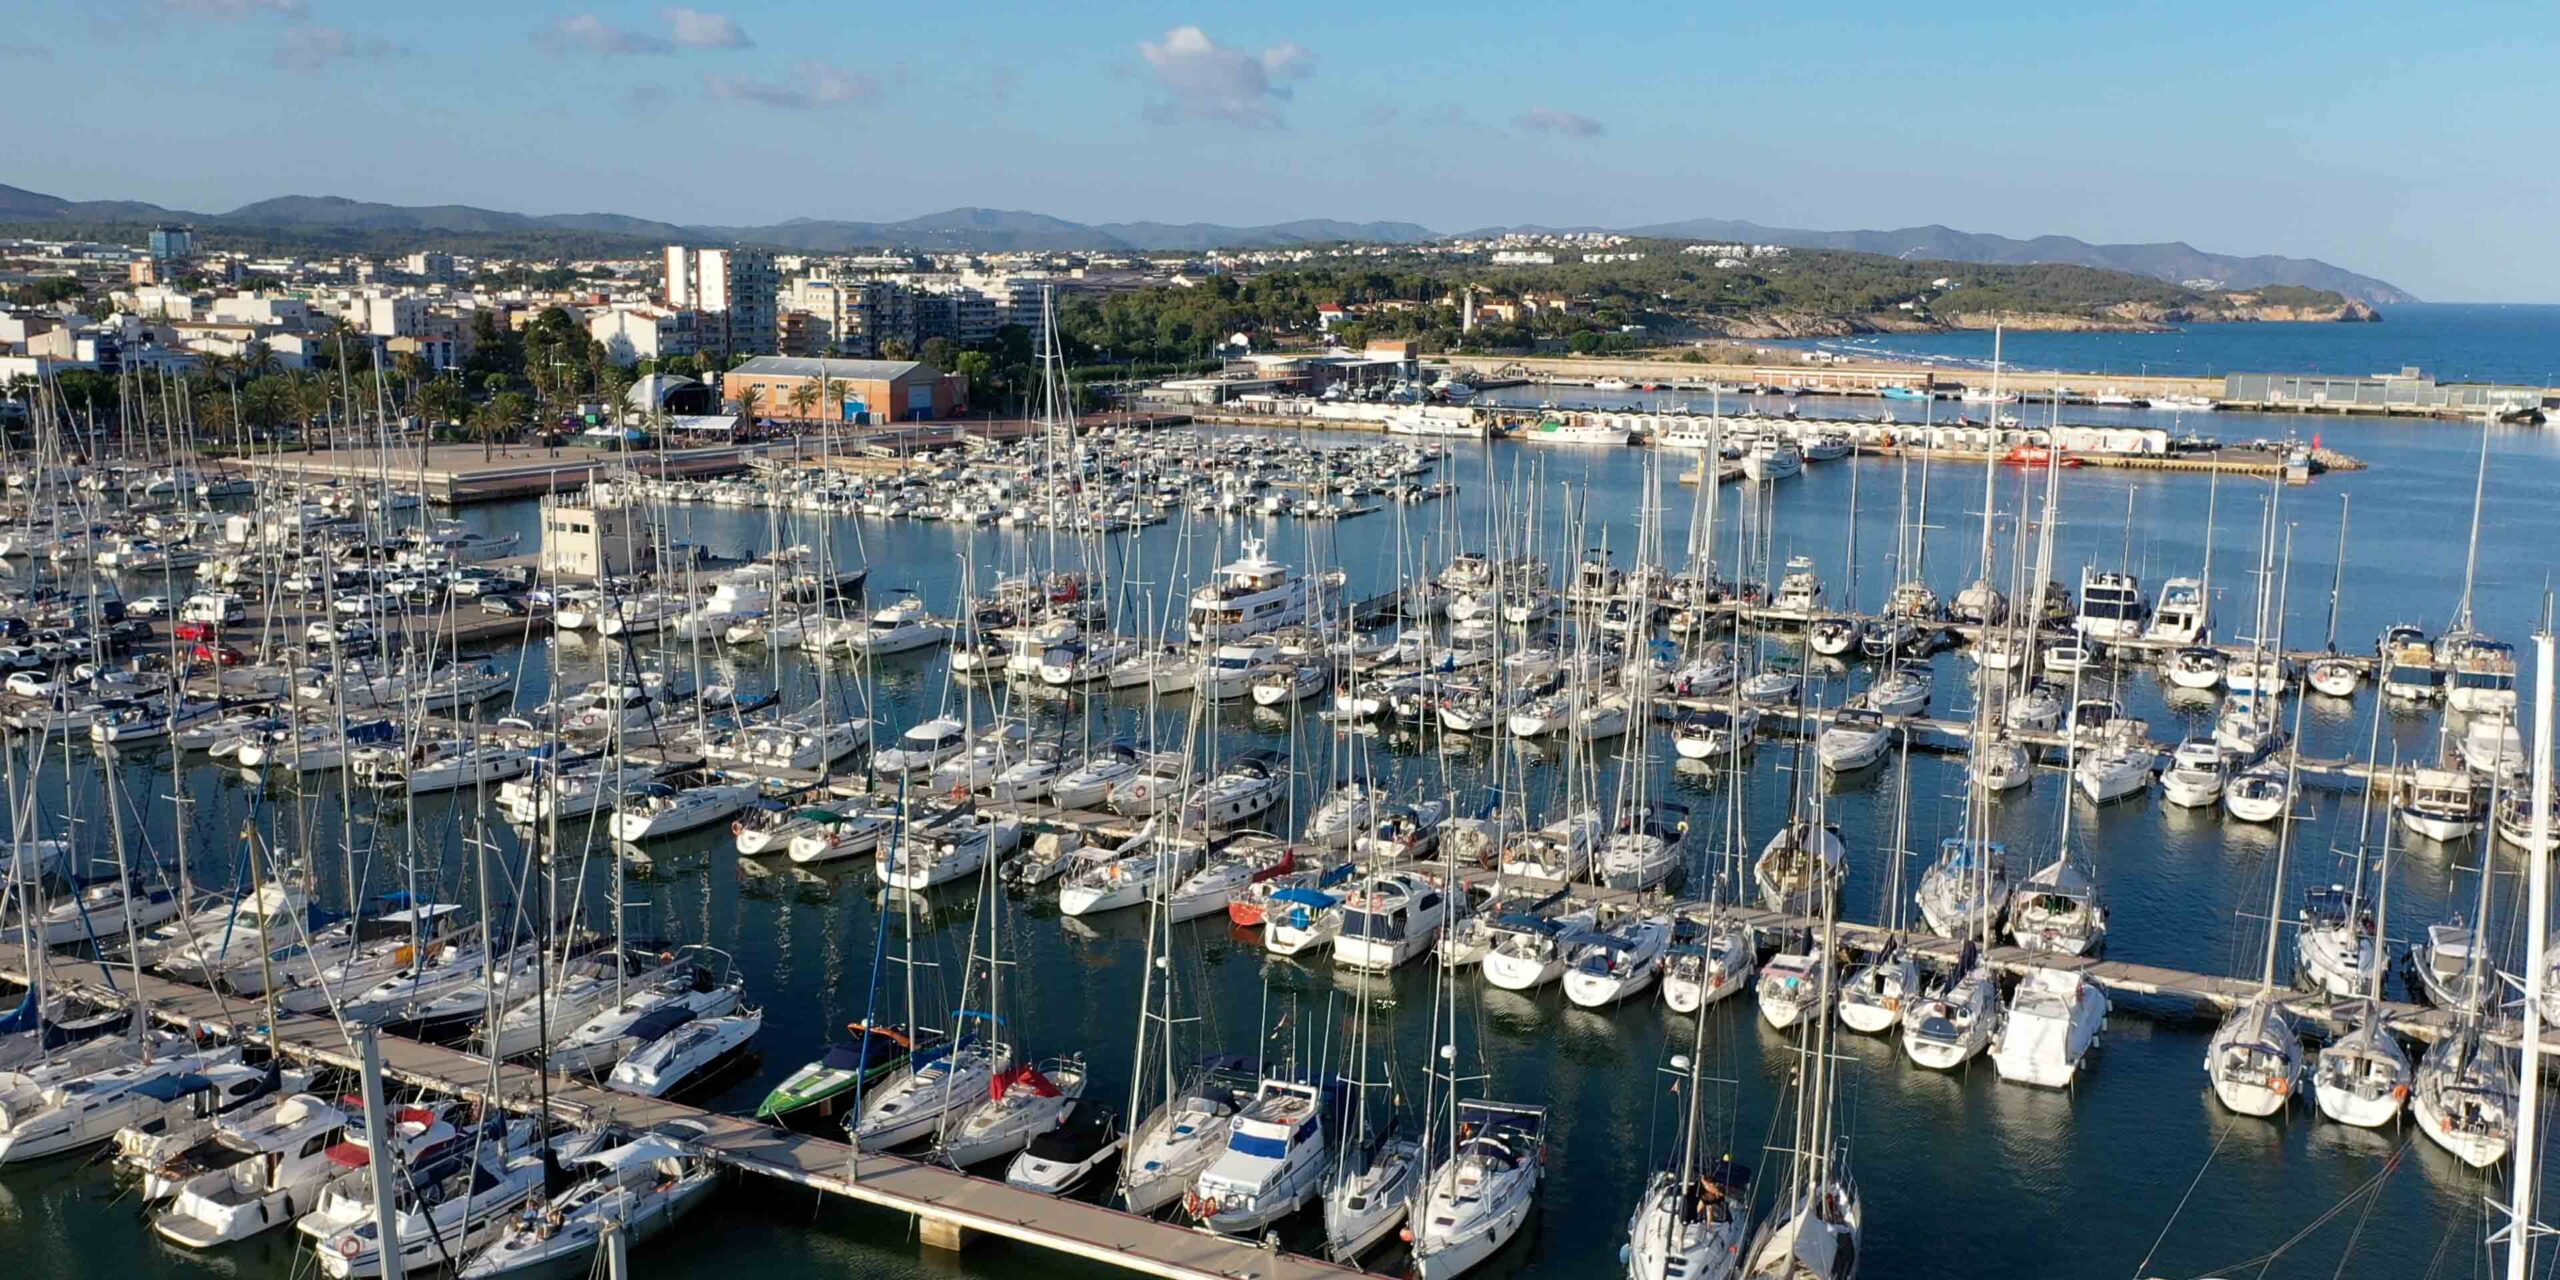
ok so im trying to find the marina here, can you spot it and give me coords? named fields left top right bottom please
left=3, top=359, right=2557, bottom=1280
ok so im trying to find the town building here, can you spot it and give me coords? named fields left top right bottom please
left=664, top=245, right=778, bottom=358
left=588, top=305, right=702, bottom=365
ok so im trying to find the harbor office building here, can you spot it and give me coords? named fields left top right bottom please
left=541, top=496, right=659, bottom=580
left=721, top=356, right=969, bottom=425
left=2222, top=367, right=2552, bottom=414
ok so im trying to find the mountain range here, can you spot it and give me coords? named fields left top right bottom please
left=0, top=183, right=2413, bottom=303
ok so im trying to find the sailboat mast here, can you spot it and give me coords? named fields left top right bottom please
left=2507, top=626, right=2553, bottom=1280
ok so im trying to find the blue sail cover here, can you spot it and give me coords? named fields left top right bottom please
left=0, top=990, right=36, bottom=1034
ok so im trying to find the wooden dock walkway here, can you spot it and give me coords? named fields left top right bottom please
left=0, top=958, right=1370, bottom=1280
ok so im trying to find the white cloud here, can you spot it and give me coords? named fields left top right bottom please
left=1137, top=26, right=1311, bottom=128
left=272, top=23, right=398, bottom=69
left=536, top=14, right=673, bottom=56
left=159, top=0, right=307, bottom=18
left=1515, top=107, right=1604, bottom=138
left=705, top=61, right=876, bottom=110
left=664, top=7, right=751, bottom=49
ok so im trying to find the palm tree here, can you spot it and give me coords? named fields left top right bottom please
left=415, top=376, right=465, bottom=441
left=287, top=371, right=331, bottom=451
left=817, top=377, right=841, bottom=426
left=787, top=382, right=817, bottom=425
left=730, top=384, right=762, bottom=427
left=240, top=340, right=283, bottom=380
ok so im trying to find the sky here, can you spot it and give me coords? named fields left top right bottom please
left=7, top=0, right=2553, bottom=301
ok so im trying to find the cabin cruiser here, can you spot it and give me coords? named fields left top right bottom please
left=2377, top=624, right=2443, bottom=702
left=1006, top=1104, right=1122, bottom=1197
left=1188, top=538, right=1330, bottom=644
left=1331, top=873, right=1451, bottom=971
left=2158, top=740, right=2228, bottom=808
left=841, top=592, right=952, bottom=656
left=873, top=716, right=968, bottom=778
left=2144, top=577, right=2208, bottom=645
left=3, top=873, right=185, bottom=950
left=700, top=716, right=870, bottom=775
left=1815, top=707, right=1892, bottom=772
left=2074, top=569, right=2148, bottom=640
left=149, top=1092, right=352, bottom=1248
left=1990, top=969, right=2110, bottom=1087
left=608, top=1007, right=764, bottom=1098
left=2396, top=766, right=2482, bottom=842
left=2445, top=635, right=2518, bottom=715
left=1184, top=1076, right=1344, bottom=1235
left=1741, top=438, right=1804, bottom=482
left=1770, top=557, right=1823, bottom=616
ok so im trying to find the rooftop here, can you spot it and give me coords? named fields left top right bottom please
left=730, top=355, right=931, bottom=381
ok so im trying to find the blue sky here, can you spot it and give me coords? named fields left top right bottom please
left=9, top=0, right=2552, bottom=300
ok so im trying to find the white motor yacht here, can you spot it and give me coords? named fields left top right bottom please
left=1990, top=969, right=2109, bottom=1087
left=1183, top=1076, right=1342, bottom=1235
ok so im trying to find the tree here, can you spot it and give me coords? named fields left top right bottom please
left=414, top=376, right=465, bottom=437
left=730, top=384, right=762, bottom=425
left=952, top=351, right=994, bottom=409
left=920, top=337, right=958, bottom=372
left=880, top=338, right=915, bottom=361
left=787, top=382, right=817, bottom=424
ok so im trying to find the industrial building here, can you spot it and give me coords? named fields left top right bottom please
left=723, top=355, right=969, bottom=424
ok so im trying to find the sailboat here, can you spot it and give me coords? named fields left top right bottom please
left=2311, top=815, right=2411, bottom=1128
left=1625, top=979, right=1750, bottom=1280
left=1322, top=793, right=1422, bottom=1262
left=1408, top=800, right=1549, bottom=1280
left=2203, top=698, right=2310, bottom=1118
left=1839, top=736, right=1920, bottom=1035
left=1741, top=826, right=1862, bottom=1280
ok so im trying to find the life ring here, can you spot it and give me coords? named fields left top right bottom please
left=340, top=1236, right=364, bottom=1259
left=2393, top=1084, right=2410, bottom=1101
left=2271, top=1078, right=2290, bottom=1097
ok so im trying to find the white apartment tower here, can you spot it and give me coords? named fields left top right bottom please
left=664, top=244, right=779, bottom=359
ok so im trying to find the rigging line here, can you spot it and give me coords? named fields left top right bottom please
left=2134, top=1116, right=2240, bottom=1280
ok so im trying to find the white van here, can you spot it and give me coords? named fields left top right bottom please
left=179, top=592, right=247, bottom=625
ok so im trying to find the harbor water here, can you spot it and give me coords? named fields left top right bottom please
left=6, top=402, right=2557, bottom=1279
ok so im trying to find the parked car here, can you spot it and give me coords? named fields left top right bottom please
left=480, top=595, right=528, bottom=618
left=127, top=595, right=170, bottom=618
left=189, top=642, right=248, bottom=667
left=307, top=620, right=376, bottom=646
left=174, top=620, right=219, bottom=642
left=3, top=670, right=57, bottom=698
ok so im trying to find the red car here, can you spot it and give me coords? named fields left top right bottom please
left=190, top=642, right=248, bottom=667
left=174, top=620, right=219, bottom=642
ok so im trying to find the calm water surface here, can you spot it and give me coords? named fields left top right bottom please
left=6, top=401, right=2556, bottom=1280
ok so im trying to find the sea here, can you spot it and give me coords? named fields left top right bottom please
left=5, top=328, right=2557, bottom=1279
left=1764, top=302, right=2560, bottom=386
